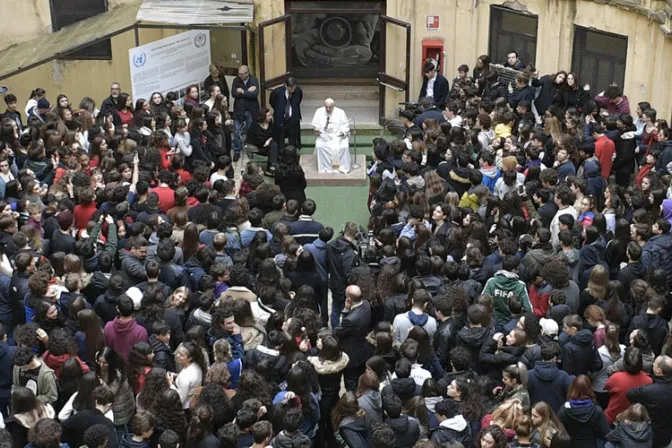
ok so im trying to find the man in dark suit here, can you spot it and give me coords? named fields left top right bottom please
left=231, top=65, right=260, bottom=162
left=269, top=77, right=303, bottom=150
left=419, top=61, right=449, bottom=110
left=334, top=285, right=372, bottom=391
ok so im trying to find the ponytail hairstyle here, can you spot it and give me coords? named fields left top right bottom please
left=186, top=405, right=213, bottom=448
left=603, top=322, right=622, bottom=360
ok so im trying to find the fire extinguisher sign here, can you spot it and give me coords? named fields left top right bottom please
left=426, top=15, right=440, bottom=32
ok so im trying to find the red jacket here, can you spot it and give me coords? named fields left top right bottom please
left=595, top=135, right=615, bottom=179
left=529, top=285, right=550, bottom=318
left=43, top=352, right=90, bottom=377
left=73, top=202, right=98, bottom=231
left=150, top=185, right=175, bottom=214
left=604, top=371, right=652, bottom=424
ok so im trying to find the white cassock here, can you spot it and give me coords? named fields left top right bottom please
left=311, top=106, right=351, bottom=174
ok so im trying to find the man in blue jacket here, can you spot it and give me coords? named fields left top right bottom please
left=528, top=342, right=574, bottom=412
left=560, top=314, right=603, bottom=375
left=303, top=227, right=333, bottom=327
left=0, top=323, right=15, bottom=419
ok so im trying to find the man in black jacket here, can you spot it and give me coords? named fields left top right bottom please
left=456, top=304, right=492, bottom=374
left=628, top=355, right=672, bottom=448
left=8, top=253, right=33, bottom=330
left=326, top=222, right=358, bottom=329
left=62, top=385, right=119, bottom=448
left=231, top=65, right=260, bottom=162
left=334, top=285, right=371, bottom=391
left=419, top=61, right=449, bottom=110
left=560, top=314, right=603, bottom=375
left=269, top=77, right=303, bottom=150
left=99, top=82, right=121, bottom=119
left=627, top=295, right=668, bottom=356
left=434, top=293, right=461, bottom=371
left=616, top=242, right=647, bottom=289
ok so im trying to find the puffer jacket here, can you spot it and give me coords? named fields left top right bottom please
left=245, top=344, right=291, bottom=385
left=605, top=421, right=653, bottom=448
left=309, top=353, right=349, bottom=409
left=642, top=233, right=672, bottom=280
left=560, top=329, right=603, bottom=376
left=521, top=242, right=555, bottom=273
left=479, top=337, right=525, bottom=380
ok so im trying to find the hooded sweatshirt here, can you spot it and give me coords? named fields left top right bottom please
left=557, top=399, right=611, bottom=448
left=605, top=421, right=653, bottom=448
left=482, top=270, right=531, bottom=327
left=271, top=430, right=311, bottom=448
left=527, top=361, right=573, bottom=412
left=561, top=329, right=603, bottom=376
left=456, top=326, right=492, bottom=374
left=119, top=434, right=150, bottom=448
left=430, top=414, right=472, bottom=447
left=387, top=415, right=421, bottom=448
left=103, top=317, right=148, bottom=361
left=480, top=165, right=500, bottom=192
left=357, top=389, right=383, bottom=423
left=393, top=311, right=437, bottom=344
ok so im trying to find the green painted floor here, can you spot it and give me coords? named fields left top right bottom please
left=305, top=184, right=371, bottom=231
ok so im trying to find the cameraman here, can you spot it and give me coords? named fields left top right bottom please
left=326, top=222, right=359, bottom=329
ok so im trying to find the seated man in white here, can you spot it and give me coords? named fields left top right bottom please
left=311, top=98, right=351, bottom=174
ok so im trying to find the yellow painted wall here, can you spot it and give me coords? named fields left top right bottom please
left=0, top=0, right=140, bottom=52
left=381, top=0, right=672, bottom=119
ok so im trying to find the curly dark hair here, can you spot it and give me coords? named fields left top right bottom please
left=14, top=323, right=40, bottom=348
left=233, top=370, right=273, bottom=409
left=522, top=312, right=540, bottom=344
left=137, top=367, right=169, bottom=412
left=28, top=419, right=62, bottom=448
left=126, top=341, right=154, bottom=393
left=154, top=388, right=188, bottom=440
left=195, top=382, right=235, bottom=432
left=46, top=328, right=76, bottom=356
left=82, top=424, right=110, bottom=448
left=540, top=259, right=570, bottom=289
left=476, top=425, right=508, bottom=448
left=348, top=266, right=380, bottom=307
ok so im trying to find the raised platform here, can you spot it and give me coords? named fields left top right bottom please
left=301, top=153, right=367, bottom=187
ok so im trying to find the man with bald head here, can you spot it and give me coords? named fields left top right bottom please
left=627, top=355, right=672, bottom=447
left=311, top=98, right=351, bottom=173
left=232, top=64, right=260, bottom=162
left=334, top=284, right=372, bottom=391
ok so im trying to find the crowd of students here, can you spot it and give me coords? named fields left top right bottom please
left=0, top=49, right=670, bottom=448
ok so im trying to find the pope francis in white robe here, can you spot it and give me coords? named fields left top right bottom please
left=311, top=98, right=351, bottom=174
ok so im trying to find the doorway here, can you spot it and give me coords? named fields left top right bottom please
left=258, top=0, right=410, bottom=126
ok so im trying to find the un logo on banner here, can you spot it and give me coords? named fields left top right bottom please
left=133, top=52, right=147, bottom=68
left=194, top=33, right=207, bottom=48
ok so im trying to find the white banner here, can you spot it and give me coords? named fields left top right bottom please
left=129, top=30, right=211, bottom=104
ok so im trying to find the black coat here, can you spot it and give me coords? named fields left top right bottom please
left=456, top=326, right=493, bottom=375
left=479, top=338, right=525, bottom=380
left=627, top=376, right=672, bottom=448
left=627, top=312, right=668, bottom=357
left=387, top=415, right=421, bottom=448
left=419, top=74, right=449, bottom=109
left=531, top=75, right=563, bottom=115
left=269, top=85, right=303, bottom=125
left=528, top=361, right=574, bottom=413
left=274, top=169, right=306, bottom=204
left=326, top=237, right=358, bottom=300
left=434, top=317, right=462, bottom=370
left=231, top=75, right=260, bottom=120
left=338, top=414, right=373, bottom=448
left=334, top=301, right=372, bottom=368
left=149, top=334, right=175, bottom=372
left=94, top=291, right=121, bottom=324
left=62, top=409, right=119, bottom=448
left=560, top=329, right=603, bottom=376
left=557, top=401, right=610, bottom=448
left=204, top=75, right=230, bottom=100
left=245, top=345, right=290, bottom=385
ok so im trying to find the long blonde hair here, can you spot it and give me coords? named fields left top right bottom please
left=532, top=402, right=565, bottom=448
left=544, top=116, right=563, bottom=142
left=491, top=399, right=525, bottom=430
